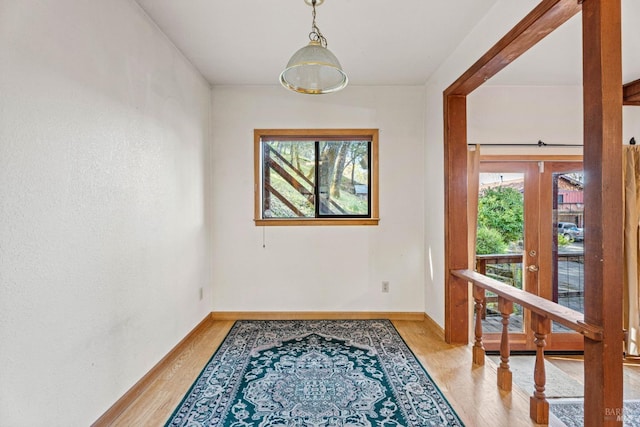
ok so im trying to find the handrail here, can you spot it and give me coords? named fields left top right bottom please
left=452, top=269, right=603, bottom=341
left=455, top=265, right=602, bottom=423
left=265, top=183, right=305, bottom=217
left=476, top=251, right=584, bottom=263
left=267, top=159, right=314, bottom=199
left=265, top=144, right=314, bottom=187
left=476, top=253, right=523, bottom=264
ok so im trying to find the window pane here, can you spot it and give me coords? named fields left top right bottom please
left=263, top=141, right=315, bottom=218
left=318, top=141, right=370, bottom=216
left=255, top=129, right=378, bottom=225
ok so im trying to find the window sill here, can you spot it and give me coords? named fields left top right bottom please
left=254, top=218, right=380, bottom=226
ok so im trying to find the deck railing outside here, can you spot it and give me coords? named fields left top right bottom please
left=476, top=252, right=585, bottom=332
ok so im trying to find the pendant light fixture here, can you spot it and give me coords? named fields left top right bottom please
left=280, top=0, right=348, bottom=94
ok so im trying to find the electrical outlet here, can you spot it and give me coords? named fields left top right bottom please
left=382, top=281, right=390, bottom=293
left=199, top=287, right=204, bottom=301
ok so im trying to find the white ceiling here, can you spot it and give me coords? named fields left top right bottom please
left=134, top=0, right=639, bottom=88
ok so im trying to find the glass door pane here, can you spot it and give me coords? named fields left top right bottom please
left=551, top=170, right=585, bottom=332
left=477, top=171, right=525, bottom=334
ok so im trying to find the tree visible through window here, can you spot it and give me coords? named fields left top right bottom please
left=254, top=129, right=379, bottom=225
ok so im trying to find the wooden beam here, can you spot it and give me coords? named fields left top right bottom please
left=444, top=94, right=470, bottom=344
left=446, top=0, right=581, bottom=96
left=623, top=78, right=640, bottom=105
left=582, top=0, right=624, bottom=426
left=443, top=0, right=582, bottom=344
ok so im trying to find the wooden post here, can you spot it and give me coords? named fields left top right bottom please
left=497, top=297, right=513, bottom=391
left=476, top=259, right=488, bottom=319
left=530, top=313, right=551, bottom=423
left=476, top=258, right=486, bottom=275
left=582, top=1, right=624, bottom=426
left=473, top=286, right=486, bottom=365
left=443, top=0, right=582, bottom=347
left=444, top=94, right=470, bottom=344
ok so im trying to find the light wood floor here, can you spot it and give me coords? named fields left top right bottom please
left=103, top=317, right=639, bottom=427
left=545, top=354, right=640, bottom=400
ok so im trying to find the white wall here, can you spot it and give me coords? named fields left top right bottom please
left=469, top=85, right=583, bottom=148
left=624, top=107, right=640, bottom=145
left=0, top=1, right=211, bottom=425
left=470, top=85, right=640, bottom=154
left=210, top=86, right=425, bottom=313
left=424, top=0, right=566, bottom=326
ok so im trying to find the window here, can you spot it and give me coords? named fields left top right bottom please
left=254, top=129, right=379, bottom=226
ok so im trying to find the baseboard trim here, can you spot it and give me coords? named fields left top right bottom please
left=423, top=312, right=445, bottom=341
left=91, top=314, right=213, bottom=427
left=211, top=311, right=425, bottom=321
left=93, top=311, right=428, bottom=424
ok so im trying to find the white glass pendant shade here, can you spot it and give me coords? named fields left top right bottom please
left=280, top=41, right=348, bottom=94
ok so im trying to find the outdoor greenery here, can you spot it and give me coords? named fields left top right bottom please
left=476, top=186, right=523, bottom=254
left=264, top=140, right=369, bottom=217
left=476, top=226, right=507, bottom=255
left=475, top=184, right=571, bottom=253
left=267, top=170, right=369, bottom=218
left=557, top=233, right=571, bottom=247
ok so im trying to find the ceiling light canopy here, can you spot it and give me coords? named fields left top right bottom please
left=280, top=0, right=348, bottom=94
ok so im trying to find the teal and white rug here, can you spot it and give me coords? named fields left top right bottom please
left=166, top=319, right=464, bottom=426
left=549, top=398, right=640, bottom=426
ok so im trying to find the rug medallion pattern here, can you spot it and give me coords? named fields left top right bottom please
left=166, top=320, right=464, bottom=426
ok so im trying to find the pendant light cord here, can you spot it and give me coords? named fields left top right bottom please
left=309, top=0, right=328, bottom=48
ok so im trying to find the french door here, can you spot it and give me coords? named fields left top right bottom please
left=477, top=160, right=584, bottom=352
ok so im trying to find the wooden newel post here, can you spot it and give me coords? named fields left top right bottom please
left=473, top=285, right=486, bottom=366
left=497, top=297, right=513, bottom=391
left=530, top=312, right=551, bottom=423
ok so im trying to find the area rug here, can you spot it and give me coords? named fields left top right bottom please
left=549, top=398, right=640, bottom=426
left=165, top=319, right=464, bottom=426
